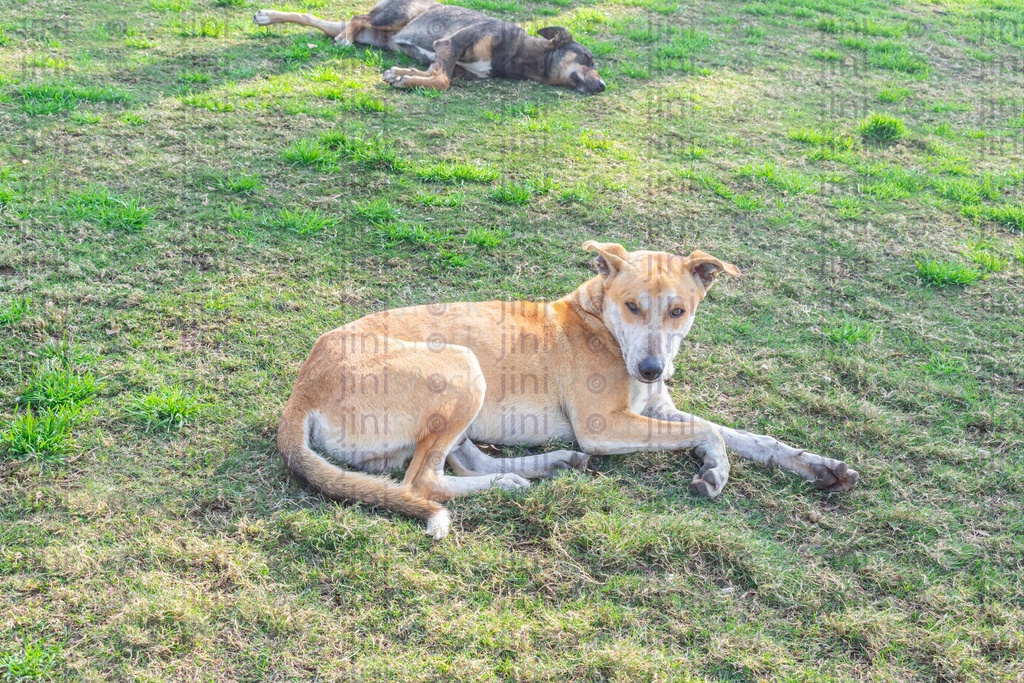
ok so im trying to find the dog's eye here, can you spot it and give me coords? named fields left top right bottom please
left=626, top=302, right=640, bottom=315
left=670, top=307, right=686, bottom=318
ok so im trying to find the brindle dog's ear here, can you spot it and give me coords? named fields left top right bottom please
left=583, top=240, right=628, bottom=278
left=684, top=250, right=740, bottom=290
left=538, top=26, right=573, bottom=47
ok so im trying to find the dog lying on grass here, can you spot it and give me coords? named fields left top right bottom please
left=255, top=0, right=605, bottom=93
left=278, top=241, right=859, bottom=539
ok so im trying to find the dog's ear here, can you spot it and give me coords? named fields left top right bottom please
left=583, top=240, right=628, bottom=278
left=538, top=26, right=573, bottom=47
left=684, top=250, right=740, bottom=291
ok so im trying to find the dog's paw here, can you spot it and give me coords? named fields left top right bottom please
left=690, top=463, right=728, bottom=498
left=333, top=33, right=351, bottom=47
left=253, top=10, right=272, bottom=26
left=811, top=459, right=860, bottom=492
left=548, top=449, right=590, bottom=472
left=425, top=509, right=450, bottom=541
left=493, top=473, right=530, bottom=491
left=569, top=450, right=589, bottom=471
left=382, top=68, right=399, bottom=84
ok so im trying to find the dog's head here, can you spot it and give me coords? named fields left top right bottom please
left=582, top=241, right=740, bottom=383
left=537, top=27, right=605, bottom=94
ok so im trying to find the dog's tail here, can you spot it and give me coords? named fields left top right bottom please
left=277, top=405, right=449, bottom=535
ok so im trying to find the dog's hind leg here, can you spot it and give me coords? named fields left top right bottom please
left=396, top=348, right=531, bottom=537
left=447, top=439, right=588, bottom=480
left=253, top=10, right=347, bottom=38
left=382, top=26, right=479, bottom=90
left=641, top=394, right=859, bottom=491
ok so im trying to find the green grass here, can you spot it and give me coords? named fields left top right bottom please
left=19, top=361, right=103, bottom=409
left=0, top=641, right=60, bottom=681
left=857, top=112, right=907, bottom=143
left=178, top=70, right=212, bottom=84
left=378, top=222, right=449, bottom=247
left=832, top=195, right=864, bottom=219
left=922, top=351, right=966, bottom=376
left=466, top=227, right=506, bottom=248
left=827, top=318, right=878, bottom=345
left=124, top=387, right=204, bottom=431
left=869, top=47, right=930, bottom=76
left=281, top=138, right=335, bottom=167
left=963, top=203, right=1024, bottom=232
left=915, top=259, right=983, bottom=286
left=744, top=25, right=766, bottom=42
left=965, top=242, right=1007, bottom=273
left=490, top=182, right=535, bottom=205
left=15, top=80, right=131, bottom=115
left=558, top=185, right=595, bottom=204
left=655, top=28, right=713, bottom=58
left=180, top=93, right=235, bottom=112
left=318, top=131, right=402, bottom=171
left=414, top=191, right=465, bottom=208
left=677, top=144, right=707, bottom=160
left=579, top=131, right=614, bottom=151
left=352, top=197, right=401, bottom=225
left=175, top=17, right=228, bottom=38
left=0, top=298, right=30, bottom=327
left=838, top=37, right=930, bottom=76
left=878, top=85, right=911, bottom=102
left=2, top=0, right=1024, bottom=680
left=62, top=186, right=153, bottom=232
left=70, top=111, right=102, bottom=125
left=788, top=128, right=855, bottom=151
left=809, top=48, right=843, bottom=62
left=267, top=208, right=336, bottom=234
left=859, top=165, right=925, bottom=200
left=934, top=177, right=999, bottom=205
left=214, top=171, right=262, bottom=194
left=1, top=406, right=78, bottom=462
left=732, top=193, right=765, bottom=211
left=736, top=162, right=817, bottom=194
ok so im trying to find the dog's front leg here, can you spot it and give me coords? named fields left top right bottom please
left=641, top=392, right=859, bottom=491
left=575, top=411, right=730, bottom=498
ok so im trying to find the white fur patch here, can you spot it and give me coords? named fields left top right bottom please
left=457, top=60, right=492, bottom=78
left=426, top=509, right=450, bottom=540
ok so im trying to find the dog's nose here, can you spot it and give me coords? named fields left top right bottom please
left=595, top=80, right=605, bottom=93
left=638, top=358, right=663, bottom=382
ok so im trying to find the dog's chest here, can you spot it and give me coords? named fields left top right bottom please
left=457, top=59, right=492, bottom=78
left=391, top=43, right=492, bottom=78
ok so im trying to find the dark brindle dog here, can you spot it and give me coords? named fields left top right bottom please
left=254, top=0, right=605, bottom=94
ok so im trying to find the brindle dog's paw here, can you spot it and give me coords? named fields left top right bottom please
left=690, top=463, right=727, bottom=498
left=811, top=459, right=860, bottom=492
left=334, top=34, right=351, bottom=47
left=493, top=473, right=531, bottom=491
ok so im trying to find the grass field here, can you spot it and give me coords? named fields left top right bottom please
left=2, top=0, right=1023, bottom=680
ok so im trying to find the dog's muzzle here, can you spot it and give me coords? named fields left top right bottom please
left=637, top=357, right=664, bottom=382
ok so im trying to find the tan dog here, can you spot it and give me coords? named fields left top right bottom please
left=278, top=242, right=859, bottom=539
